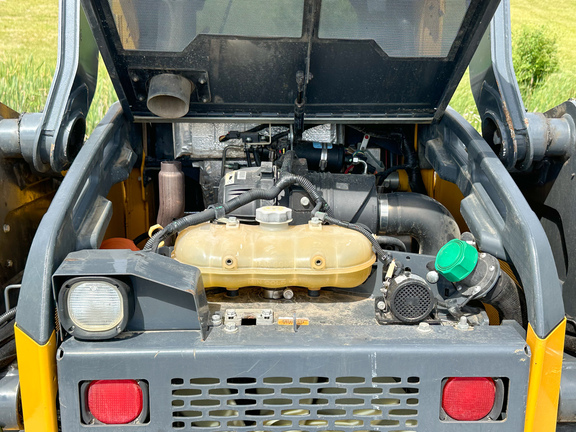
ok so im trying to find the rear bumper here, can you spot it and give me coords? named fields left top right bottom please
left=57, top=324, right=529, bottom=431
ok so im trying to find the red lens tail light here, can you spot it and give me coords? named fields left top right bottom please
left=442, top=377, right=496, bottom=421
left=87, top=379, right=143, bottom=424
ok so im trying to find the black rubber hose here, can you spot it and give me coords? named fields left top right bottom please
left=144, top=174, right=331, bottom=252
left=482, top=272, right=527, bottom=327
left=323, top=215, right=395, bottom=267
left=380, top=193, right=460, bottom=255
left=377, top=164, right=410, bottom=186
left=399, top=135, right=426, bottom=194
left=375, top=236, right=407, bottom=252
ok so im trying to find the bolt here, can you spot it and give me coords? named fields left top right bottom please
left=456, top=316, right=470, bottom=330
left=283, top=289, right=294, bottom=300
left=228, top=216, right=237, bottom=223
left=201, top=96, right=209, bottom=103
left=457, top=285, right=462, bottom=291
left=261, top=309, right=272, bottom=319
left=426, top=271, right=439, bottom=284
left=198, top=77, right=207, bottom=85
left=376, top=300, right=386, bottom=311
left=5, top=260, right=13, bottom=268
left=417, top=322, right=431, bottom=332
left=224, top=321, right=238, bottom=333
left=2, top=224, right=10, bottom=233
left=226, top=309, right=236, bottom=319
left=132, top=75, right=140, bottom=82
left=480, top=253, right=486, bottom=258
left=137, top=94, right=145, bottom=101
left=211, top=314, right=222, bottom=327
left=300, top=196, right=311, bottom=207
left=489, top=265, right=495, bottom=272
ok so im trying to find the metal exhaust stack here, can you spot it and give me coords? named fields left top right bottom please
left=147, top=74, right=193, bottom=118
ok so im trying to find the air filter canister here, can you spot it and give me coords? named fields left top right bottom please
left=387, top=274, right=434, bottom=323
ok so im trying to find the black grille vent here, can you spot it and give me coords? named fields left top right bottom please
left=389, top=281, right=434, bottom=323
left=171, top=376, right=419, bottom=431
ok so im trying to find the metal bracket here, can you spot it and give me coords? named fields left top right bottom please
left=0, top=0, right=99, bottom=174
left=469, top=0, right=575, bottom=171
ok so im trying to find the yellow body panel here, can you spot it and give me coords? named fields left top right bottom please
left=524, top=318, right=565, bottom=432
left=14, top=326, right=58, bottom=432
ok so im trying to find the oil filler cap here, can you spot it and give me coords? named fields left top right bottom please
left=435, top=239, right=478, bottom=282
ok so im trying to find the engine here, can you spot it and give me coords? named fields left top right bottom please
left=146, top=122, right=525, bottom=330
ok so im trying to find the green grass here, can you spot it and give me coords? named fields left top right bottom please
left=452, top=0, right=576, bottom=129
left=0, top=0, right=116, bottom=134
left=1, top=0, right=575, bottom=135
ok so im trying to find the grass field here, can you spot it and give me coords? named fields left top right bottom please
left=1, top=0, right=575, bottom=134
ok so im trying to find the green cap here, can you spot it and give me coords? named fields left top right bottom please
left=435, top=239, right=479, bottom=282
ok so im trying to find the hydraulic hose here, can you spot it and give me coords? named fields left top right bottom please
left=379, top=193, right=460, bottom=255
left=0, top=307, right=16, bottom=326
left=144, top=174, right=331, bottom=252
left=482, top=272, right=527, bottom=327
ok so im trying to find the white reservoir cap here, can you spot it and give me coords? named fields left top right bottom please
left=256, top=206, right=293, bottom=224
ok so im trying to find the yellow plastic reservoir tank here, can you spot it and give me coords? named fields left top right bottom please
left=172, top=206, right=376, bottom=292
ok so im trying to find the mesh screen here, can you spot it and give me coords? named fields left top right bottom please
left=171, top=375, right=420, bottom=430
left=318, top=0, right=470, bottom=57
left=108, top=0, right=305, bottom=51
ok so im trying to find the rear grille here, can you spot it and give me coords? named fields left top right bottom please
left=171, top=376, right=420, bottom=431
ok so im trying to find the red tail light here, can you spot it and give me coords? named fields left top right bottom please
left=87, top=380, right=143, bottom=424
left=442, top=377, right=496, bottom=421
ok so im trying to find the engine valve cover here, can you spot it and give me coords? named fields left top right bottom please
left=172, top=216, right=375, bottom=291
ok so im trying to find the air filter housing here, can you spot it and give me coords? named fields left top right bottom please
left=387, top=274, right=434, bottom=323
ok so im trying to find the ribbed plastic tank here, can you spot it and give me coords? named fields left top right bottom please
left=172, top=207, right=375, bottom=292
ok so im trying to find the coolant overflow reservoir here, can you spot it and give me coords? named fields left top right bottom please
left=172, top=207, right=376, bottom=291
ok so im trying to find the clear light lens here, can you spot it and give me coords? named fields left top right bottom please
left=67, top=281, right=123, bottom=332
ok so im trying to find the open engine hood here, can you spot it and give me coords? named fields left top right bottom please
left=82, top=0, right=500, bottom=123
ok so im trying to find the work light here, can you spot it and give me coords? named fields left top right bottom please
left=58, top=277, right=132, bottom=340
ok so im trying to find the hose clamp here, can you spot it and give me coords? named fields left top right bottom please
left=319, top=143, right=328, bottom=171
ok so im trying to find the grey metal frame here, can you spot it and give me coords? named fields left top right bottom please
left=15, top=103, right=137, bottom=345
left=423, top=107, right=565, bottom=338
left=57, top=324, right=530, bottom=432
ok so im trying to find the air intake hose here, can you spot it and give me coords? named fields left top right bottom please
left=379, top=193, right=461, bottom=255
left=482, top=272, right=527, bottom=327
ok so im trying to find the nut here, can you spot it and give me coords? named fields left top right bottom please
left=224, top=322, right=238, bottom=333
left=417, top=322, right=431, bottom=332
left=211, top=314, right=222, bottom=327
left=456, top=316, right=470, bottom=330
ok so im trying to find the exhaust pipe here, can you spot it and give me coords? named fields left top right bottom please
left=147, top=74, right=193, bottom=118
